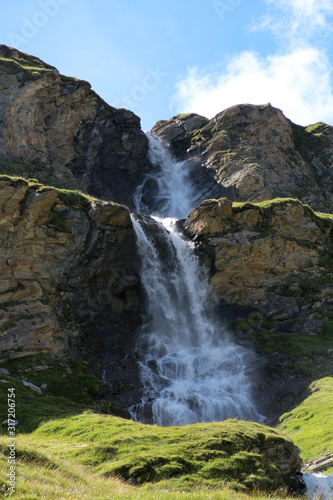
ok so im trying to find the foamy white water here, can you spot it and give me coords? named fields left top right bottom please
left=304, top=472, right=333, bottom=499
left=130, top=134, right=263, bottom=426
left=134, top=133, right=201, bottom=219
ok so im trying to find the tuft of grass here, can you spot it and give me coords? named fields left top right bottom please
left=0, top=160, right=38, bottom=176
left=55, top=188, right=94, bottom=209
left=279, top=377, right=333, bottom=463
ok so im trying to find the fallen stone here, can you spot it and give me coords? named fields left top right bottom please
left=21, top=380, right=42, bottom=394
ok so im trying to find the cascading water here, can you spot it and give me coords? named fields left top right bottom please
left=134, top=133, right=203, bottom=218
left=303, top=472, right=333, bottom=499
left=129, top=133, right=263, bottom=426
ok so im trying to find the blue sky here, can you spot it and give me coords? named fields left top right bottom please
left=1, top=0, right=333, bottom=130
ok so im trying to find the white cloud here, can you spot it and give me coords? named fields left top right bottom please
left=171, top=0, right=333, bottom=126
left=260, top=0, right=333, bottom=43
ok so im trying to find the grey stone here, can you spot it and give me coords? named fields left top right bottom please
left=21, top=380, right=42, bottom=394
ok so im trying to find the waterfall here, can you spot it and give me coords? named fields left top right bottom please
left=303, top=472, right=333, bottom=499
left=130, top=134, right=263, bottom=426
left=134, top=133, right=202, bottom=218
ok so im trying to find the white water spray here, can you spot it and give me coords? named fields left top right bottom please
left=134, top=133, right=202, bottom=218
left=303, top=472, right=333, bottom=499
left=130, top=134, right=263, bottom=426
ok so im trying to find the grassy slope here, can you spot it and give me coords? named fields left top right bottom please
left=0, top=414, right=298, bottom=500
left=279, top=377, right=333, bottom=471
left=0, top=353, right=299, bottom=498
left=0, top=354, right=101, bottom=432
left=0, top=449, right=295, bottom=500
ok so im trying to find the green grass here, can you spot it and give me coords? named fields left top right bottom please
left=54, top=187, right=94, bottom=209
left=233, top=313, right=333, bottom=364
left=0, top=46, right=57, bottom=80
left=0, top=160, right=38, bottom=176
left=0, top=354, right=100, bottom=432
left=0, top=174, right=96, bottom=211
left=0, top=174, right=29, bottom=185
left=0, top=448, right=295, bottom=500
left=279, top=377, right=333, bottom=467
left=29, top=414, right=296, bottom=490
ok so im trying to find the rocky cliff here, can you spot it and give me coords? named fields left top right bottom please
left=1, top=45, right=333, bottom=425
left=152, top=105, right=333, bottom=213
left=0, top=45, right=148, bottom=208
left=0, top=175, right=143, bottom=410
left=184, top=197, right=333, bottom=418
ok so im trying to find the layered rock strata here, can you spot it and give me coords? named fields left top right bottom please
left=0, top=176, right=142, bottom=408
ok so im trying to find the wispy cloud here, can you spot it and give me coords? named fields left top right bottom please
left=171, top=0, right=333, bottom=125
left=256, top=0, right=333, bottom=44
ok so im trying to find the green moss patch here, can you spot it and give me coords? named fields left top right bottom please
left=0, top=160, right=39, bottom=176
left=232, top=197, right=332, bottom=228
left=0, top=354, right=100, bottom=432
left=0, top=174, right=96, bottom=211
left=236, top=316, right=333, bottom=358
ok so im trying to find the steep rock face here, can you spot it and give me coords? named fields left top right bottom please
left=0, top=176, right=143, bottom=409
left=184, top=197, right=333, bottom=420
left=0, top=45, right=149, bottom=208
left=152, top=104, right=333, bottom=213
left=185, top=197, right=333, bottom=327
